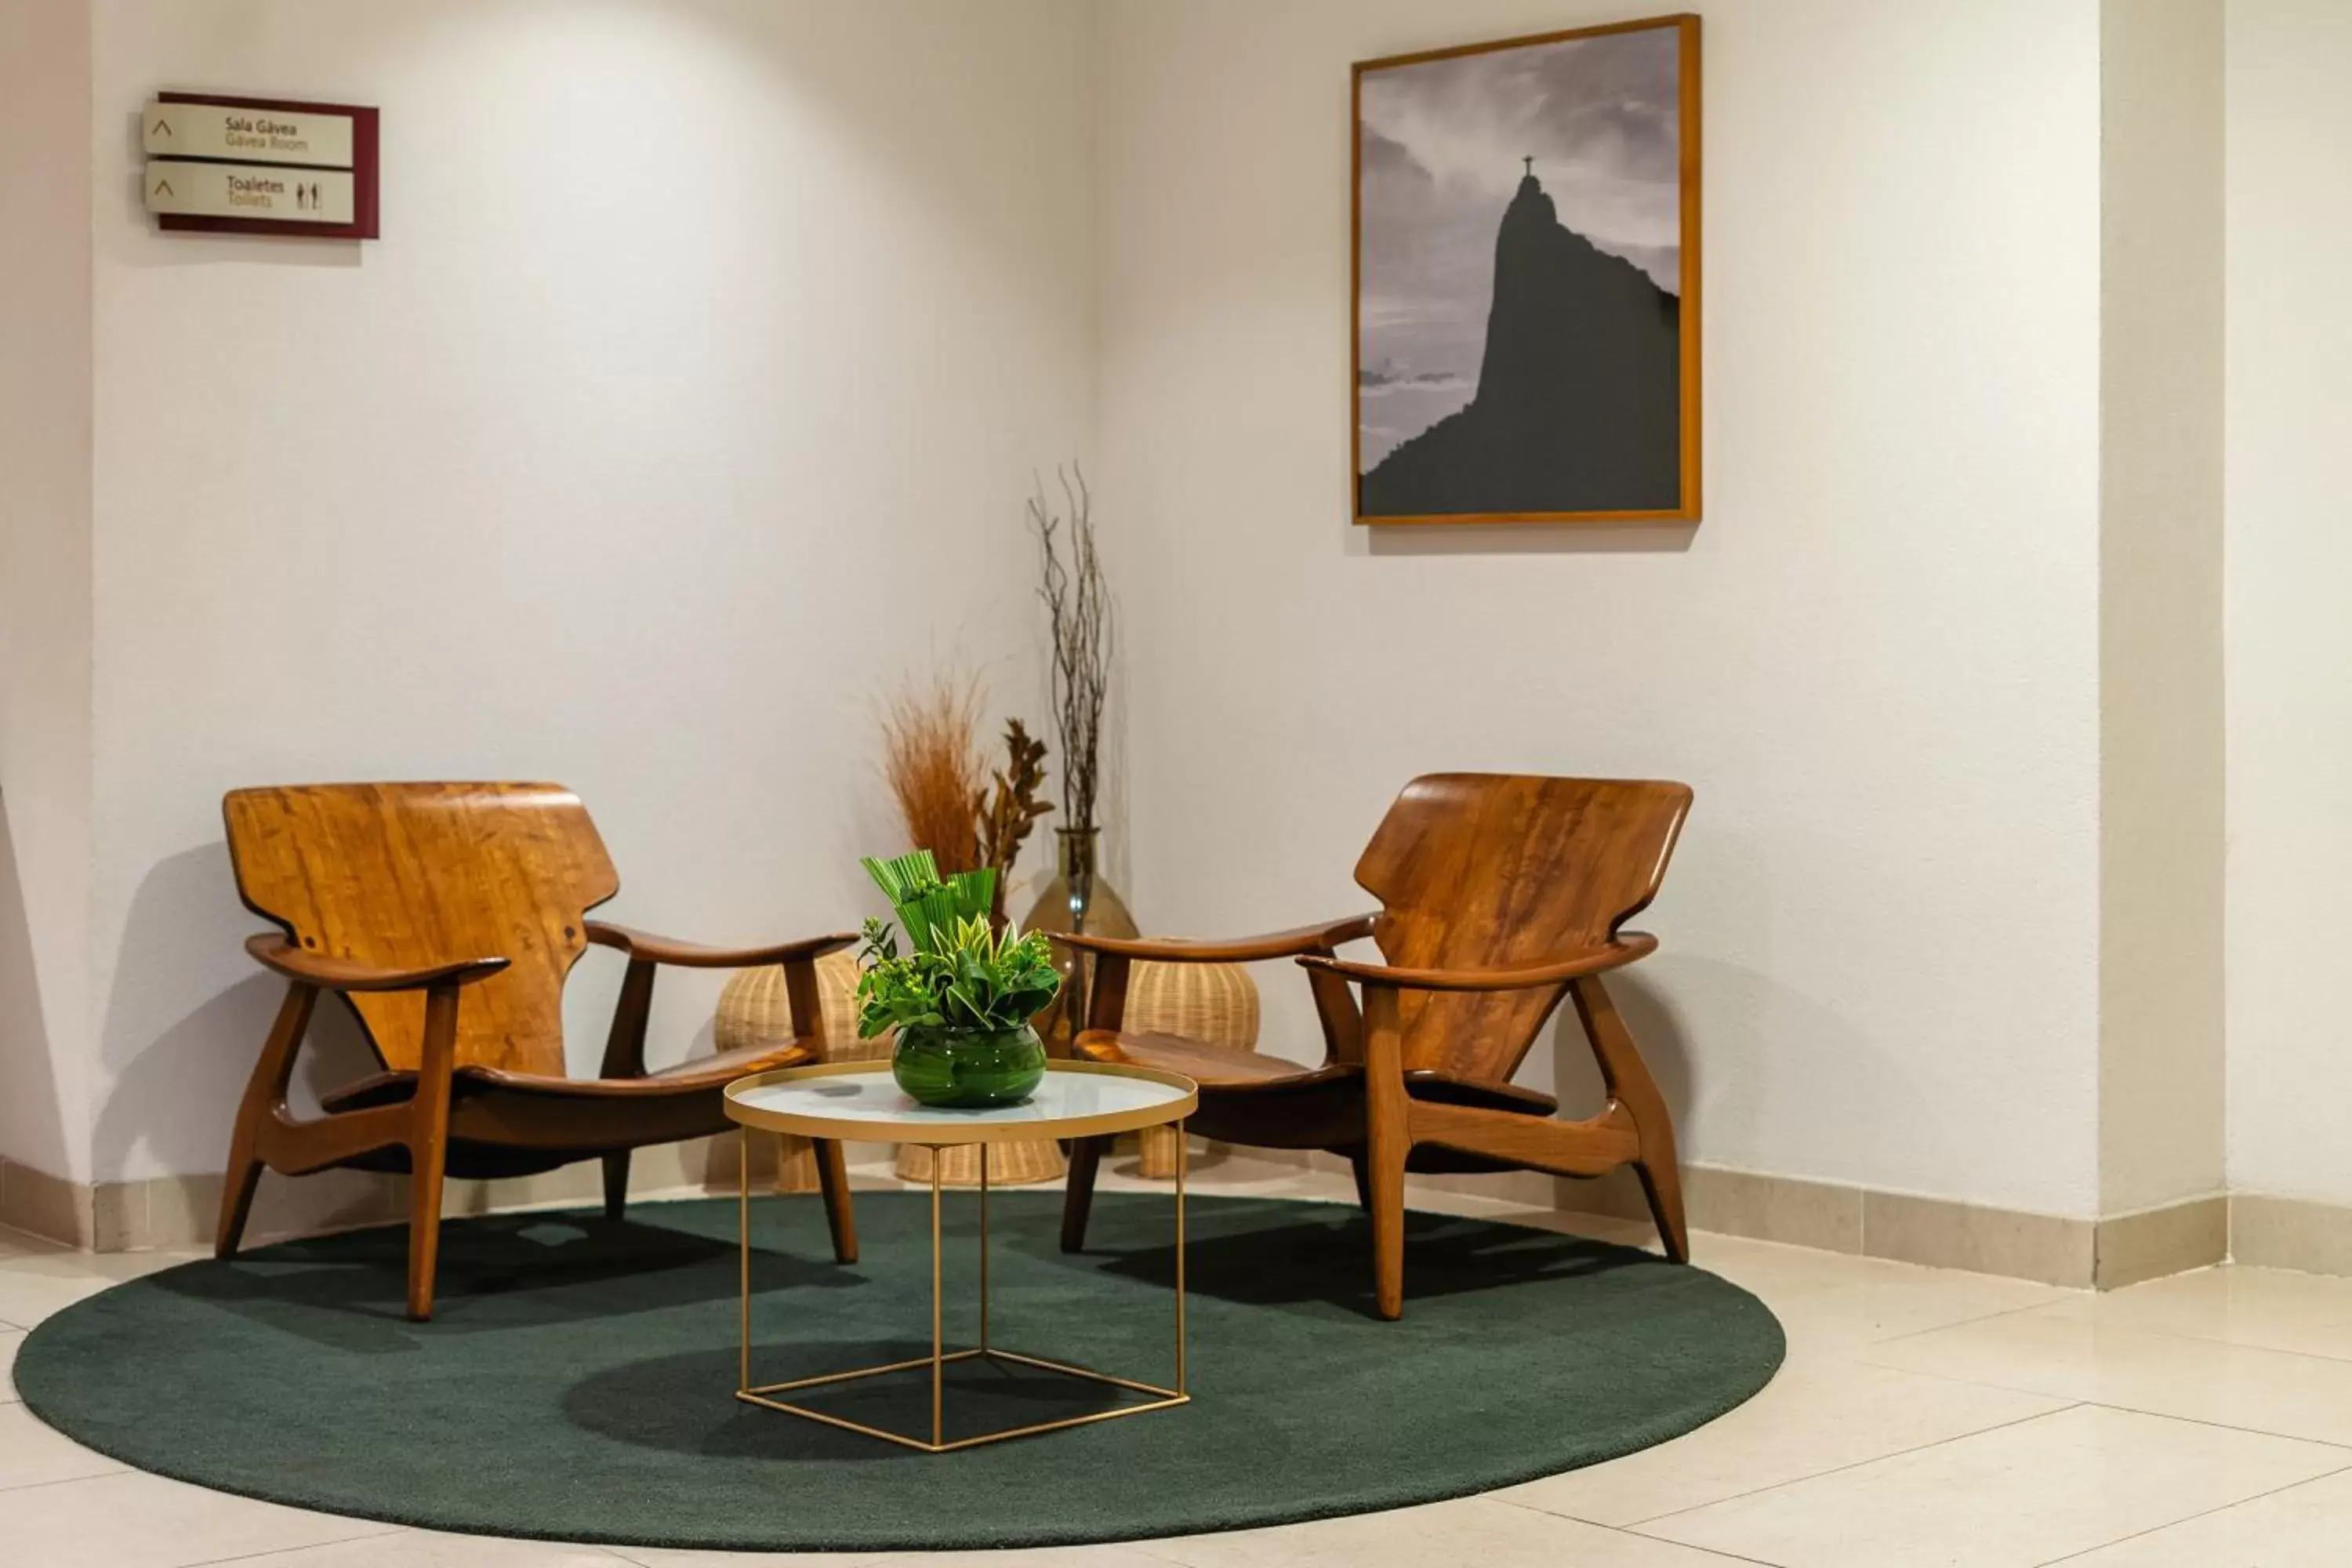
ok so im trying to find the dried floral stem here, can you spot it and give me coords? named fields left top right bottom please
left=880, top=675, right=985, bottom=874
left=1031, top=463, right=1111, bottom=831
left=976, top=717, right=1053, bottom=879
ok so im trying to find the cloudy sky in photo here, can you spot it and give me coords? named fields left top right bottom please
left=1359, top=26, right=1682, bottom=467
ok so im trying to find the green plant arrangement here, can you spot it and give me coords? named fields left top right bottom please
left=855, top=850, right=1058, bottom=1107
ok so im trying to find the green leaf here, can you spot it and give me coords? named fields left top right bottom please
left=861, top=850, right=942, bottom=906
left=853, top=854, right=1060, bottom=1030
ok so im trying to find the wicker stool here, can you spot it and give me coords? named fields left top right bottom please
left=1123, top=958, right=1261, bottom=1177
left=714, top=951, right=889, bottom=1192
left=891, top=1136, right=1064, bottom=1188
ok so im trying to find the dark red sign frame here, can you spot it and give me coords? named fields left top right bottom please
left=153, top=92, right=379, bottom=240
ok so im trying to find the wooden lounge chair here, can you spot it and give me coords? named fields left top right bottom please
left=216, top=781, right=858, bottom=1319
left=1057, top=773, right=1691, bottom=1319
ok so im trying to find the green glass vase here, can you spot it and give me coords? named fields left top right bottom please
left=891, top=1022, right=1047, bottom=1108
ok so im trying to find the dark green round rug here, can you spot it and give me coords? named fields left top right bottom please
left=18, top=1191, right=1781, bottom=1552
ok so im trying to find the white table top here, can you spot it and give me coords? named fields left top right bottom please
left=724, top=1060, right=1198, bottom=1144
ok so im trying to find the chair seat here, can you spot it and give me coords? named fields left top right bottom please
left=1073, top=1029, right=1559, bottom=1116
left=307, top=1037, right=812, bottom=1178
left=321, top=1036, right=816, bottom=1115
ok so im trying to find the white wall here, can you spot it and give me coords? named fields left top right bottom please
left=2225, top=0, right=2352, bottom=1207
left=78, top=0, right=1095, bottom=1185
left=0, top=0, right=98, bottom=1184
left=1093, top=0, right=2109, bottom=1217
left=13, top=0, right=2292, bottom=1229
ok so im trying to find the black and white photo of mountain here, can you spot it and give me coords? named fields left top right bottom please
left=1356, top=21, right=1694, bottom=520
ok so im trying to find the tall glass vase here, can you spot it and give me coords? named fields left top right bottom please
left=1023, top=826, right=1137, bottom=1050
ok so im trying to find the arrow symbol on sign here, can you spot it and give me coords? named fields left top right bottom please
left=151, top=118, right=173, bottom=137
left=153, top=177, right=174, bottom=197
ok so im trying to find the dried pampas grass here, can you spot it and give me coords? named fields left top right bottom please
left=881, top=677, right=985, bottom=873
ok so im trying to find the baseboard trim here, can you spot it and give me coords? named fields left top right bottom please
left=1249, top=1149, right=2227, bottom=1290
left=10, top=1145, right=2337, bottom=1290
left=0, top=1136, right=778, bottom=1253
left=2230, top=1192, right=2352, bottom=1277
left=1595, top=1171, right=2238, bottom=1290
left=2097, top=1196, right=2231, bottom=1289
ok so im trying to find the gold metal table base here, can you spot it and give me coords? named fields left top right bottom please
left=738, top=1346, right=1189, bottom=1454
left=738, top=1120, right=1189, bottom=1453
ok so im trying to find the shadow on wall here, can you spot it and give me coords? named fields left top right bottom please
left=1545, top=967, right=1697, bottom=1138
left=0, top=793, right=74, bottom=1180
left=1545, top=953, right=1929, bottom=1206
left=89, top=838, right=733, bottom=1203
left=1541, top=970, right=1690, bottom=1228
left=90, top=842, right=383, bottom=1192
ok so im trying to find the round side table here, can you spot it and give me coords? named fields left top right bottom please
left=724, top=1058, right=1198, bottom=1453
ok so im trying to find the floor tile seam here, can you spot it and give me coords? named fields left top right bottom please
left=1847, top=1352, right=2352, bottom=1448
left=0, top=1225, right=71, bottom=1251
left=1125, top=1541, right=1224, bottom=1568
left=1567, top=1399, right=2091, bottom=1530
left=2022, top=1458, right=2352, bottom=1566
left=2032, top=1401, right=2352, bottom=1454
left=2017, top=1311, right=2352, bottom=1367
left=0, top=1457, right=129, bottom=1492
left=173, top=1522, right=413, bottom=1568
left=1128, top=1534, right=1312, bottom=1568
left=500, top=1545, right=699, bottom=1568
left=1849, top=1294, right=2098, bottom=1354
left=1483, top=1496, right=1786, bottom=1565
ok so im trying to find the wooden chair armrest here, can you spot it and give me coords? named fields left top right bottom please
left=244, top=934, right=507, bottom=992
left=1052, top=914, right=1379, bottom=965
left=584, top=922, right=857, bottom=970
left=1297, top=934, right=1658, bottom=993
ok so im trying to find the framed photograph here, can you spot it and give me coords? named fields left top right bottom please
left=1353, top=15, right=1700, bottom=525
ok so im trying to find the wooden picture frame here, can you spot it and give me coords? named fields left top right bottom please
left=1352, top=15, right=1700, bottom=525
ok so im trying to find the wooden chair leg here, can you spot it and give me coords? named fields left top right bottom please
left=1060, top=1134, right=1109, bottom=1252
left=813, top=1138, right=858, bottom=1264
left=601, top=1152, right=630, bottom=1222
left=1363, top=984, right=1410, bottom=1319
left=595, top=956, right=654, bottom=1230
left=405, top=983, right=461, bottom=1321
left=1635, top=1160, right=1689, bottom=1264
left=405, top=1137, right=451, bottom=1320
left=217, top=982, right=318, bottom=1259
left=1572, top=975, right=1689, bottom=1263
left=216, top=1160, right=265, bottom=1261
left=1365, top=1134, right=1408, bottom=1319
left=1347, top=1147, right=1373, bottom=1211
left=1060, top=952, right=1130, bottom=1255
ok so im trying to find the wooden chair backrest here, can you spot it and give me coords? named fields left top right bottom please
left=1356, top=773, right=1691, bottom=1083
left=223, top=782, right=619, bottom=1077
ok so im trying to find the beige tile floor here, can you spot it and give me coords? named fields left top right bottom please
left=5, top=1156, right=2352, bottom=1567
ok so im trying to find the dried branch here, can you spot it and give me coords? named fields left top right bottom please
left=1030, top=463, right=1111, bottom=831
left=880, top=675, right=985, bottom=874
